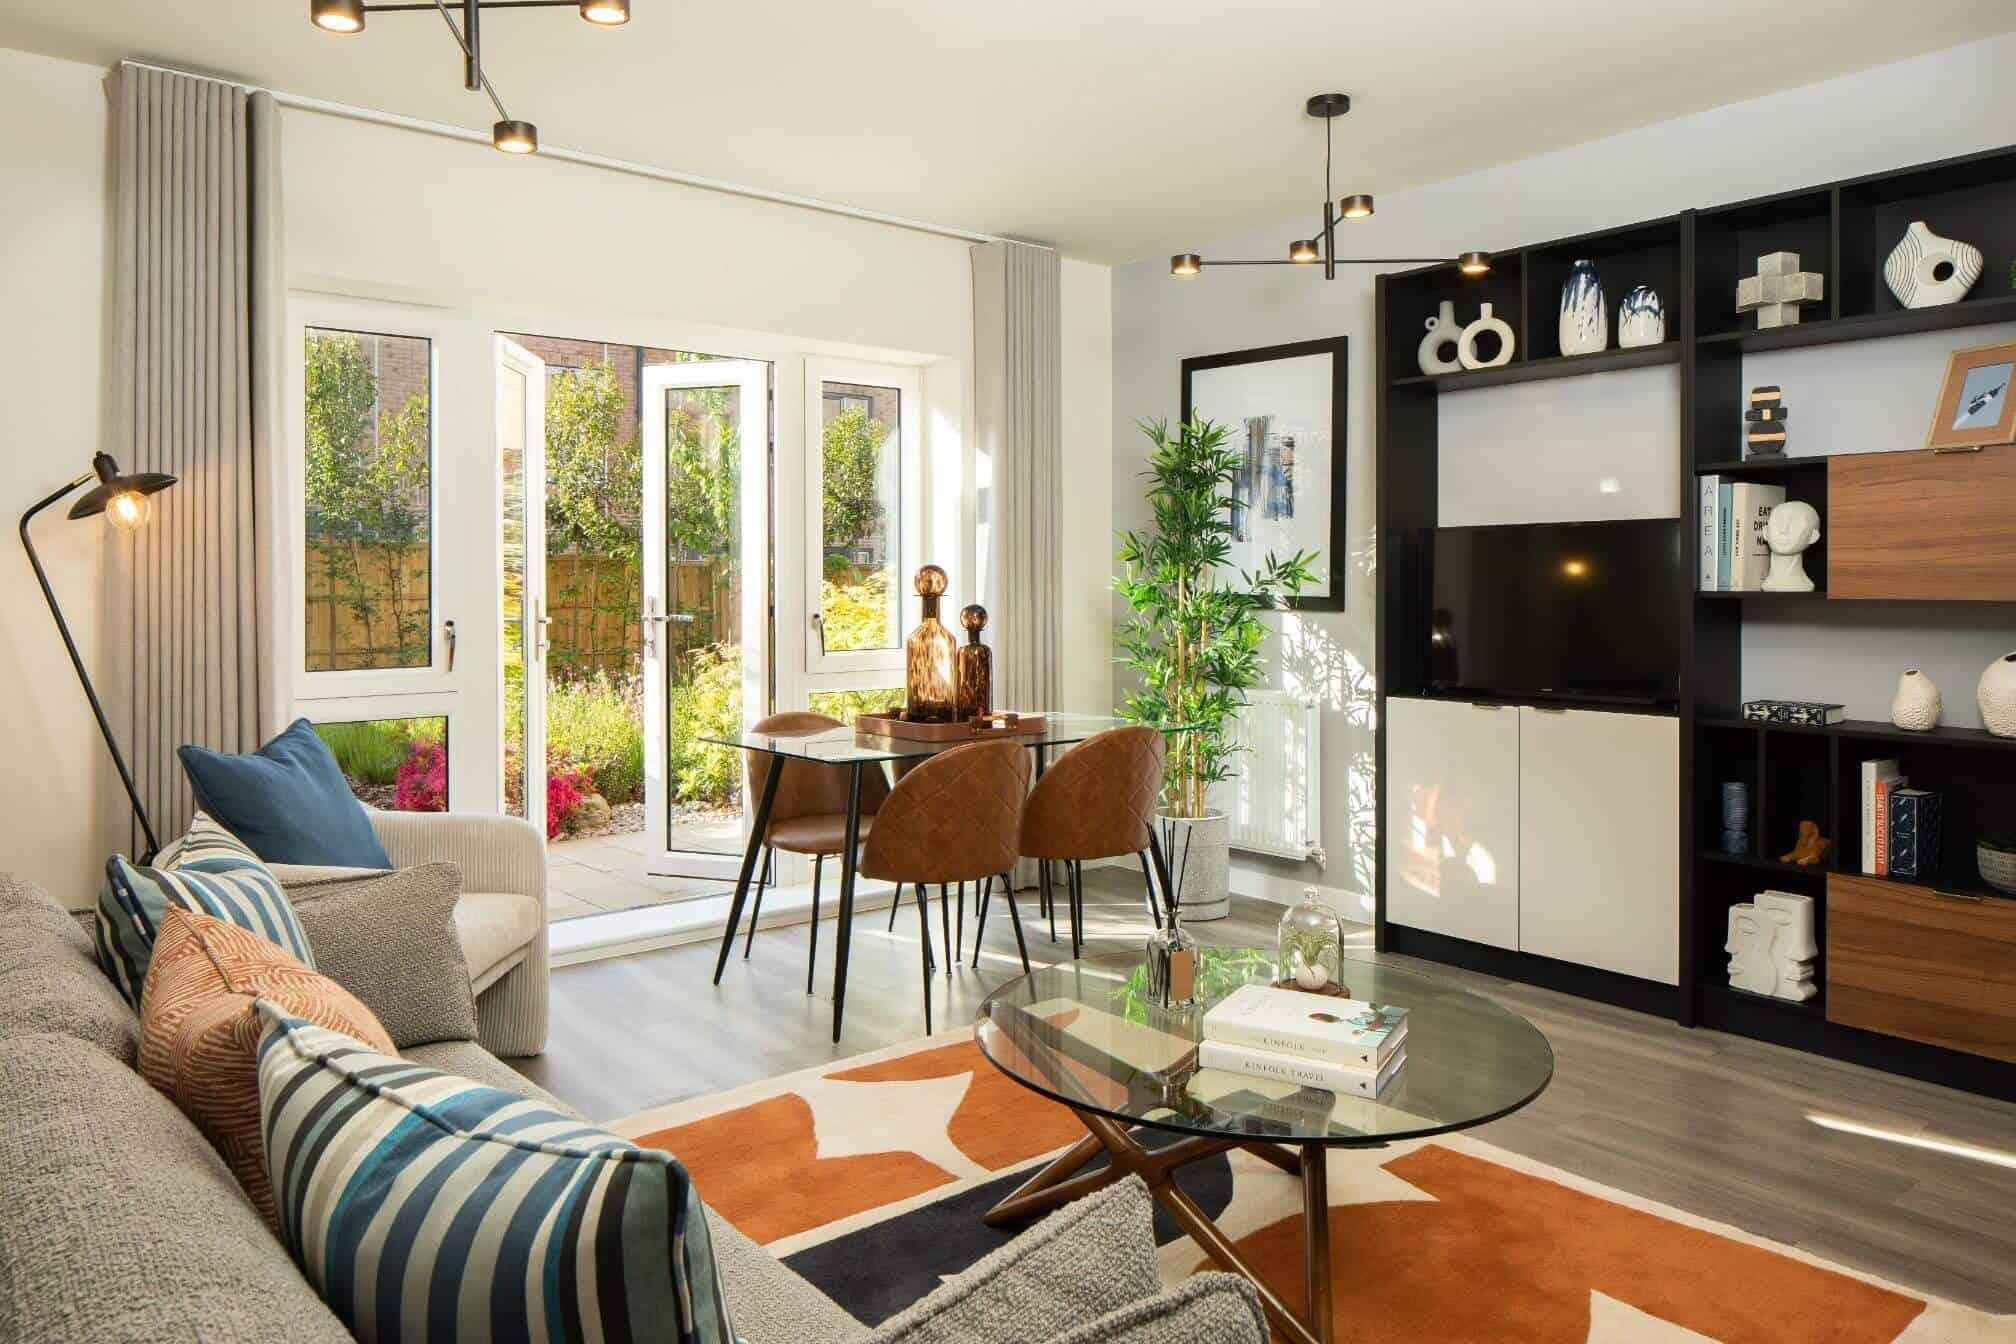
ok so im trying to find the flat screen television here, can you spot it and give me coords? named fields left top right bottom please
left=1424, top=519, right=1684, bottom=705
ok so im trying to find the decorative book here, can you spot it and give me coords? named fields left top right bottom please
left=1196, top=1039, right=1407, bottom=1098
left=1886, top=788, right=1942, bottom=879
left=1742, top=699, right=1845, bottom=726
left=1200, top=983, right=1408, bottom=1070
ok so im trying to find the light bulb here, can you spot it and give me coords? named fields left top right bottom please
left=1170, top=254, right=1201, bottom=276
left=311, top=0, right=365, bottom=33
left=107, top=491, right=149, bottom=531
left=493, top=120, right=539, bottom=155
left=1289, top=239, right=1320, bottom=263
left=1340, top=193, right=1374, bottom=219
left=1458, top=250, right=1492, bottom=276
left=580, top=0, right=630, bottom=23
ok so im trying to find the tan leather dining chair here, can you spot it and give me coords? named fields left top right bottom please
left=859, top=739, right=1031, bottom=1033
left=740, top=711, right=891, bottom=992
left=1011, top=726, right=1166, bottom=959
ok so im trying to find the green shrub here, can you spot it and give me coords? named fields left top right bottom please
left=823, top=551, right=856, bottom=580
left=313, top=718, right=444, bottom=786
left=665, top=642, right=741, bottom=804
left=807, top=688, right=903, bottom=725
left=546, top=669, right=646, bottom=804
left=820, top=570, right=892, bottom=652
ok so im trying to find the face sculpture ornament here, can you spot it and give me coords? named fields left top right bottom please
left=1760, top=499, right=1822, bottom=593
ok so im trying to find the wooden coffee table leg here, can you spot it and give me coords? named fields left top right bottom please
left=1302, top=1143, right=1333, bottom=1343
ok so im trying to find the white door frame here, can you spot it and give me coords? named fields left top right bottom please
left=495, top=335, right=548, bottom=838
left=641, top=359, right=772, bottom=879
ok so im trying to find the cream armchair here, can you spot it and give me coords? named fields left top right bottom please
left=271, top=811, right=549, bottom=1057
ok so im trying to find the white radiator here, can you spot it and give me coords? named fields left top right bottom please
left=1208, top=690, right=1323, bottom=864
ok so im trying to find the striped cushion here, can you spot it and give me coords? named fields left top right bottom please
left=138, top=906, right=394, bottom=1229
left=95, top=812, right=313, bottom=1006
left=255, top=1005, right=737, bottom=1344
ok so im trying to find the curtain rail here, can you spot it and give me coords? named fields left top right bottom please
left=115, top=59, right=1047, bottom=250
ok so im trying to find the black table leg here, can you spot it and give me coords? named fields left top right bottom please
left=715, top=762, right=783, bottom=985
left=829, top=762, right=865, bottom=1043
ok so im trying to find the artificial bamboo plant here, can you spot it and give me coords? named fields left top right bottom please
left=1115, top=417, right=1319, bottom=819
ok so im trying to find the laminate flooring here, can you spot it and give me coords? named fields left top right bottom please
left=511, top=868, right=2016, bottom=1314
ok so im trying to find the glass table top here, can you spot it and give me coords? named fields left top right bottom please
left=701, top=713, right=1196, bottom=764
left=974, top=948, right=1554, bottom=1146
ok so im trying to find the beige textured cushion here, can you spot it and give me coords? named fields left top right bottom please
left=0, top=875, right=141, bottom=1065
left=456, top=889, right=543, bottom=989
left=137, top=907, right=394, bottom=1228
left=288, top=862, right=481, bottom=1047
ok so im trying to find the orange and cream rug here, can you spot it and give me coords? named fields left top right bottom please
left=612, top=1029, right=2013, bottom=1342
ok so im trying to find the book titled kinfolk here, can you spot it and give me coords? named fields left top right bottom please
left=1197, top=1038, right=1408, bottom=1098
left=1200, top=983, right=1409, bottom=1070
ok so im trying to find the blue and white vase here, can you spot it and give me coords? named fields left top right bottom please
left=1618, top=285, right=1665, bottom=348
left=1558, top=259, right=1607, bottom=356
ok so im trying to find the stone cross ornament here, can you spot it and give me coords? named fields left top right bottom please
left=1736, top=252, right=1824, bottom=329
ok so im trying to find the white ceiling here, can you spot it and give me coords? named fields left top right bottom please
left=4, top=1, right=2012, bottom=264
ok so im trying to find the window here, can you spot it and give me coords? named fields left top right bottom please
left=807, top=688, right=903, bottom=725
left=303, top=328, right=434, bottom=672
left=310, top=716, right=449, bottom=811
left=816, top=380, right=904, bottom=656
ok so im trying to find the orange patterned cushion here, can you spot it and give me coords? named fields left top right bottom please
left=138, top=906, right=393, bottom=1228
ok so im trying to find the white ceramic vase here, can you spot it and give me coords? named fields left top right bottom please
left=1457, top=302, right=1515, bottom=369
left=1979, top=652, right=2016, bottom=738
left=1617, top=285, right=1665, bottom=348
left=1417, top=300, right=1463, bottom=375
left=1889, top=669, right=1940, bottom=731
left=1883, top=220, right=1983, bottom=309
left=1159, top=812, right=1231, bottom=921
left=1558, top=259, right=1607, bottom=356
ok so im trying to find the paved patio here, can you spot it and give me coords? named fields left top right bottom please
left=546, top=830, right=733, bottom=920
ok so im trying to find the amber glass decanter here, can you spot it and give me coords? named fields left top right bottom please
left=956, top=603, right=992, bottom=720
left=903, top=565, right=959, bottom=722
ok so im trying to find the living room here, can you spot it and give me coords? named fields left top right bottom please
left=3, top=4, right=2015, bottom=1341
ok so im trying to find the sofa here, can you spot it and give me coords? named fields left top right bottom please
left=0, top=831, right=1266, bottom=1342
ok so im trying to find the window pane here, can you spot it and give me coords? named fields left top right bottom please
left=807, top=688, right=903, bottom=726
left=304, top=328, right=433, bottom=672
left=311, top=717, right=448, bottom=811
left=499, top=361, right=529, bottom=819
left=818, top=381, right=901, bottom=654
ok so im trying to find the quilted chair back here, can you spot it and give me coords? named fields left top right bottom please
left=745, top=712, right=891, bottom=827
left=859, top=739, right=1030, bottom=885
left=1018, top=726, right=1165, bottom=862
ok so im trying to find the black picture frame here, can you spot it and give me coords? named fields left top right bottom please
left=1179, top=336, right=1349, bottom=612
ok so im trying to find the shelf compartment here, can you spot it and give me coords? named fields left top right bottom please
left=1390, top=341, right=1678, bottom=391
left=1522, top=216, right=1683, bottom=362
left=1836, top=145, right=2016, bottom=322
left=1692, top=455, right=1830, bottom=476
left=1699, top=715, right=2016, bottom=751
left=1693, top=188, right=1835, bottom=340
left=1701, top=981, right=1825, bottom=1019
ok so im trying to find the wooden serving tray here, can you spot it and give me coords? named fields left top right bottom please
left=855, top=710, right=1048, bottom=742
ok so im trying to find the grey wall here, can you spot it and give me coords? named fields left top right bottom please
left=1111, top=34, right=2016, bottom=909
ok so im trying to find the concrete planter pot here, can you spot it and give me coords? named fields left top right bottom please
left=1160, top=811, right=1231, bottom=922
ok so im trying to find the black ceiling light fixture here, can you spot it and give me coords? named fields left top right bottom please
left=1172, top=93, right=1491, bottom=280
left=308, top=0, right=630, bottom=155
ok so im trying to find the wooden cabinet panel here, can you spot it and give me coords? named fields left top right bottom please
left=1519, top=708, right=1680, bottom=984
left=1829, top=446, right=2016, bottom=600
left=1384, top=697, right=1521, bottom=950
left=1826, top=874, right=2016, bottom=1063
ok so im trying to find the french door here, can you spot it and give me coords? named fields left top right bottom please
left=496, top=336, right=549, bottom=838
left=641, top=360, right=771, bottom=878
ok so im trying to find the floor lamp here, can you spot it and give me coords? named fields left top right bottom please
left=20, top=452, right=177, bottom=862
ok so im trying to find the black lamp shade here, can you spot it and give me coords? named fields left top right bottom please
left=68, top=453, right=175, bottom=521
left=1458, top=250, right=1493, bottom=276
left=1289, top=239, right=1321, bottom=263
left=1340, top=193, right=1375, bottom=219
left=493, top=120, right=539, bottom=155
left=1170, top=254, right=1202, bottom=276
left=311, top=0, right=366, bottom=33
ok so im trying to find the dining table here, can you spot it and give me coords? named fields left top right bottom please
left=701, top=713, right=1195, bottom=1041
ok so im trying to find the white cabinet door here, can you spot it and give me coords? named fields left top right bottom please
left=1518, top=707, right=1679, bottom=984
left=1384, top=697, right=1521, bottom=950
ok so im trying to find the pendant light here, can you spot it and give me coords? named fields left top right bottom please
left=308, top=0, right=632, bottom=155
left=1172, top=94, right=1491, bottom=281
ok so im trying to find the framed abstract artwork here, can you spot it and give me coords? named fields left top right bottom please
left=1180, top=336, right=1347, bottom=611
left=1925, top=340, right=2016, bottom=451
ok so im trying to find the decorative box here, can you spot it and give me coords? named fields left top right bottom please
left=1742, top=699, right=1846, bottom=726
left=1886, top=788, right=1942, bottom=879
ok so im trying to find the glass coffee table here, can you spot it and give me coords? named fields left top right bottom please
left=973, top=948, right=1553, bottom=1344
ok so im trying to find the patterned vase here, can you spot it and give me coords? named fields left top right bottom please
left=1884, top=221, right=1983, bottom=309
left=1889, top=669, right=1940, bottom=732
left=1618, top=285, right=1665, bottom=348
left=1558, top=259, right=1607, bottom=356
left=1978, top=652, right=2016, bottom=738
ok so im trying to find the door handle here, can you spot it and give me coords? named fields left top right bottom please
left=642, top=601, right=667, bottom=656
left=811, top=611, right=827, bottom=657
left=1933, top=444, right=1984, bottom=455
left=534, top=602, right=550, bottom=660
left=443, top=619, right=456, bottom=673
left=1932, top=888, right=1985, bottom=903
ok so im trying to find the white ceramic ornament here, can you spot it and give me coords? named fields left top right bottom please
left=1618, top=285, right=1665, bottom=348
left=1558, top=259, right=1607, bottom=356
left=1293, top=961, right=1329, bottom=991
left=1883, top=220, right=1983, bottom=309
left=1457, top=302, right=1515, bottom=369
left=1890, top=669, right=1940, bottom=731
left=1760, top=500, right=1821, bottom=593
left=1978, top=651, right=2016, bottom=738
left=1417, top=300, right=1463, bottom=375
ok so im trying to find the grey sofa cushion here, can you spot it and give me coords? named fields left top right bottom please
left=0, top=1031, right=353, bottom=1343
left=862, top=1176, right=1164, bottom=1344
left=1050, top=1274, right=1267, bottom=1344
left=401, top=1037, right=579, bottom=1116
left=287, top=862, right=481, bottom=1047
left=0, top=875, right=140, bottom=1065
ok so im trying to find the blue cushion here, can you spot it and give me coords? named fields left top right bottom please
left=95, top=813, right=315, bottom=1007
left=178, top=718, right=391, bottom=868
left=255, top=1005, right=737, bottom=1344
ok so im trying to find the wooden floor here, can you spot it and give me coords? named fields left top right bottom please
left=514, top=868, right=2016, bottom=1315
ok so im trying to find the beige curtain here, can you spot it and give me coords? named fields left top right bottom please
left=972, top=241, right=1062, bottom=714
left=108, top=64, right=287, bottom=850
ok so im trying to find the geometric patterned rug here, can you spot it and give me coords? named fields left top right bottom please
left=612, top=1029, right=2015, bottom=1342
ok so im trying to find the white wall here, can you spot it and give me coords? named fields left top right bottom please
left=1111, top=33, right=2016, bottom=909
left=0, top=47, right=115, bottom=906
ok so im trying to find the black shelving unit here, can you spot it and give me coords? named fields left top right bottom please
left=1375, top=142, right=2016, bottom=1101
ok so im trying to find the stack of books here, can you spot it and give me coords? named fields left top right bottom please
left=1696, top=476, right=1786, bottom=591
left=1861, top=756, right=1943, bottom=878
left=1197, top=983, right=1408, bottom=1098
left=1860, top=757, right=1904, bottom=876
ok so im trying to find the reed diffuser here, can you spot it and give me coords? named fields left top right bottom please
left=1143, top=820, right=1199, bottom=1007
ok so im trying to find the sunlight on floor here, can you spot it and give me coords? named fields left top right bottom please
left=1805, top=1111, right=2016, bottom=1172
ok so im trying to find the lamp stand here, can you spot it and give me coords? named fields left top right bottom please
left=20, top=473, right=161, bottom=862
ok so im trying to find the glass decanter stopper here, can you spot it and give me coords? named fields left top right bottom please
left=956, top=603, right=992, bottom=720
left=902, top=564, right=959, bottom=723
left=1277, top=886, right=1344, bottom=993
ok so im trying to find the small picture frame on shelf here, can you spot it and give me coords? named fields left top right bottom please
left=1925, top=340, right=2016, bottom=451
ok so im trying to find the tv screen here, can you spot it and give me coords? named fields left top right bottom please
left=1425, top=519, right=1684, bottom=704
